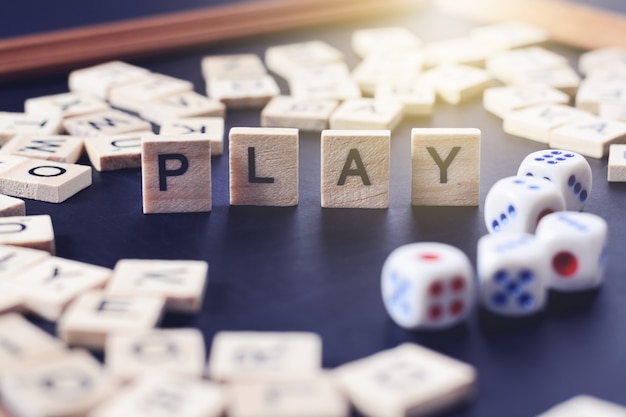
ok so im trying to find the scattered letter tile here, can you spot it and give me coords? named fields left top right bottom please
left=69, top=60, right=152, bottom=99
left=0, top=244, right=50, bottom=280
left=335, top=343, right=476, bottom=417
left=265, top=41, right=344, bottom=79
left=63, top=109, right=152, bottom=137
left=549, top=117, right=626, bottom=158
left=608, top=144, right=626, bottom=182
left=229, top=127, right=298, bottom=206
left=352, top=26, right=421, bottom=59
left=321, top=130, right=390, bottom=209
left=329, top=99, right=403, bottom=131
left=503, top=104, right=593, bottom=144
left=57, top=290, right=165, bottom=350
left=159, top=117, right=225, bottom=155
left=483, top=85, right=569, bottom=119
left=261, top=95, right=338, bottom=131
left=106, top=328, right=205, bottom=382
left=25, top=92, right=110, bottom=120
left=207, top=331, right=322, bottom=382
left=411, top=128, right=481, bottom=206
left=107, top=258, right=208, bottom=313
left=0, top=215, right=55, bottom=254
left=140, top=91, right=225, bottom=125
left=1, top=134, right=84, bottom=164
left=109, top=73, right=194, bottom=113
left=84, top=131, right=153, bottom=171
left=207, top=75, right=280, bottom=109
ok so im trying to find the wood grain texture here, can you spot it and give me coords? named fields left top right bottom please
left=0, top=0, right=421, bottom=82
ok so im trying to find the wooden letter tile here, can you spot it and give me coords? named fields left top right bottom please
left=142, top=134, right=212, bottom=213
left=482, top=85, right=569, bottom=119
left=106, top=328, right=205, bottom=382
left=1, top=134, right=84, bottom=164
left=549, top=117, right=626, bottom=158
left=575, top=79, right=626, bottom=114
left=25, top=92, right=110, bottom=120
left=69, top=60, right=152, bottom=99
left=335, top=343, right=476, bottom=417
left=329, top=99, right=403, bottom=131
left=0, top=158, right=92, bottom=203
left=84, top=131, right=153, bottom=171
left=537, top=395, right=626, bottom=417
left=470, top=21, right=548, bottom=50
left=0, top=314, right=66, bottom=375
left=159, top=117, right=224, bottom=155
left=207, top=75, right=280, bottom=109
left=9, top=256, right=112, bottom=321
left=0, top=244, right=50, bottom=280
left=265, top=41, right=344, bottom=79
left=503, top=104, right=593, bottom=144
left=422, top=65, right=492, bottom=105
left=57, top=290, right=165, bottom=350
left=351, top=26, right=422, bottom=59
left=579, top=47, right=626, bottom=76
left=374, top=80, right=435, bottom=117
left=206, top=331, right=322, bottom=382
left=228, top=376, right=349, bottom=417
left=139, top=91, right=225, bottom=125
left=608, top=144, right=626, bottom=182
left=1, top=350, right=115, bottom=417
left=510, top=66, right=581, bottom=97
left=90, top=373, right=224, bottom=417
left=351, top=51, right=423, bottom=95
left=289, top=76, right=362, bottom=102
left=108, top=73, right=194, bottom=113
left=0, top=112, right=62, bottom=146
left=63, top=109, right=152, bottom=137
left=202, top=53, right=268, bottom=80
left=229, top=127, right=298, bottom=206
left=321, top=130, right=390, bottom=209
left=107, top=258, right=208, bottom=313
left=486, top=46, right=568, bottom=85
left=0, top=195, right=25, bottom=217
left=411, top=128, right=480, bottom=206
left=423, top=36, right=500, bottom=67
left=261, top=95, right=338, bottom=131
left=0, top=215, right=55, bottom=254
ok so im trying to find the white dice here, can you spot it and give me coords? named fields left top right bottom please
left=517, top=149, right=592, bottom=211
left=484, top=176, right=565, bottom=235
left=381, top=242, right=475, bottom=330
left=536, top=211, right=608, bottom=291
left=477, top=233, right=549, bottom=316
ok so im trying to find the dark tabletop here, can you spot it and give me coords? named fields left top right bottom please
left=1, top=1, right=625, bottom=417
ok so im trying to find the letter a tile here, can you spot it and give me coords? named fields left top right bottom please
left=229, top=127, right=298, bottom=206
left=321, top=130, right=390, bottom=208
left=142, top=134, right=212, bottom=213
left=411, top=128, right=480, bottom=206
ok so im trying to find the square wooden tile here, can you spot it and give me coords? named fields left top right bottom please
left=202, top=53, right=267, bottom=80
left=207, top=75, right=280, bottom=109
left=107, top=259, right=208, bottom=313
left=600, top=102, right=626, bottom=122
left=0, top=314, right=67, bottom=375
left=374, top=80, right=435, bottom=116
left=1, top=134, right=84, bottom=164
left=486, top=46, right=568, bottom=85
left=1, top=350, right=115, bottom=417
left=289, top=76, right=362, bottom=102
left=470, top=21, right=548, bottom=50
left=228, top=376, right=349, bottom=417
left=424, top=36, right=501, bottom=67
left=109, top=73, right=194, bottom=113
left=69, top=60, right=152, bottom=99
left=321, top=130, right=390, bottom=209
left=261, top=95, right=338, bottom=131
left=0, top=158, right=92, bottom=203
left=483, top=85, right=569, bottom=119
left=537, top=395, right=626, bottom=417
left=0, top=215, right=55, bottom=254
left=106, top=328, right=205, bottom=382
left=90, top=373, right=224, bottom=417
left=265, top=41, right=344, bottom=79
left=229, top=127, right=298, bottom=206
left=335, top=343, right=476, bottom=417
left=329, top=99, right=403, bottom=131
left=411, top=128, right=481, bottom=206
left=142, top=134, right=212, bottom=213
left=351, top=26, right=422, bottom=59
left=84, top=131, right=153, bottom=171
left=0, top=194, right=25, bottom=217
left=422, top=65, right=492, bottom=105
left=549, top=117, right=626, bottom=158
left=25, top=92, right=110, bottom=120
left=63, top=109, right=152, bottom=137
left=57, top=290, right=165, bottom=350
left=10, top=256, right=112, bottom=321
left=0, top=244, right=50, bottom=280
left=207, top=331, right=322, bottom=382
left=503, top=104, right=593, bottom=144
left=140, top=91, right=225, bottom=125
left=351, top=51, right=423, bottom=95
left=159, top=117, right=224, bottom=155
left=0, top=112, right=62, bottom=146
left=510, top=66, right=581, bottom=97
left=608, top=144, right=626, bottom=181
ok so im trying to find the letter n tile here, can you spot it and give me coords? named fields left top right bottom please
left=229, top=127, right=298, bottom=206
left=411, top=128, right=480, bottom=206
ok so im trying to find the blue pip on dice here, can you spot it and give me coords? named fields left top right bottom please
left=381, top=148, right=608, bottom=328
